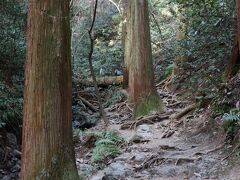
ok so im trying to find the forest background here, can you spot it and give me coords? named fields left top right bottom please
left=0, top=0, right=240, bottom=179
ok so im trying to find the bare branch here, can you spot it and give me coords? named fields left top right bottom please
left=88, top=0, right=109, bottom=127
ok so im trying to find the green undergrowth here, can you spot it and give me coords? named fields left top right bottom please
left=135, top=93, right=163, bottom=118
left=103, top=88, right=127, bottom=108
left=91, top=130, right=124, bottom=162
left=164, top=63, right=174, bottom=79
left=73, top=129, right=125, bottom=163
left=221, top=108, right=240, bottom=143
left=0, top=79, right=23, bottom=136
left=222, top=108, right=240, bottom=133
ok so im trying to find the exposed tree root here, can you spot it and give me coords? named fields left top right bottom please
left=156, top=75, right=172, bottom=90
left=204, top=144, right=224, bottom=155
left=121, top=118, right=154, bottom=130
left=108, top=102, right=125, bottom=112
left=175, top=157, right=201, bottom=166
left=193, top=144, right=224, bottom=156
left=134, top=154, right=164, bottom=171
left=158, top=145, right=182, bottom=151
left=171, top=103, right=196, bottom=120
left=120, top=113, right=170, bottom=130
left=135, top=153, right=200, bottom=171
left=161, top=129, right=175, bottom=138
left=221, top=143, right=240, bottom=161
left=126, top=103, right=133, bottom=112
left=166, top=101, right=181, bottom=108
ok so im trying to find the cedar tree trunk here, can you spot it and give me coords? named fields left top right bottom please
left=127, top=0, right=162, bottom=117
left=225, top=1, right=240, bottom=79
left=20, top=1, right=79, bottom=179
left=237, top=0, right=240, bottom=49
left=121, top=0, right=129, bottom=88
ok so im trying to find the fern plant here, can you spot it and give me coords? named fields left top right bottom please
left=223, top=109, right=240, bottom=122
left=91, top=130, right=124, bottom=162
left=164, top=63, right=174, bottom=78
left=222, top=108, right=240, bottom=133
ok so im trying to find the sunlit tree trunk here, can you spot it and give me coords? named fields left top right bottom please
left=20, top=1, right=79, bottom=179
left=127, top=0, right=162, bottom=118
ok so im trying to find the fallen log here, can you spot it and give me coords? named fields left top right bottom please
left=78, top=96, right=98, bottom=112
left=79, top=76, right=123, bottom=86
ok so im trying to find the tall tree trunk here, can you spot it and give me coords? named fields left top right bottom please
left=225, top=1, right=240, bottom=79
left=237, top=0, right=240, bottom=50
left=225, top=33, right=240, bottom=79
left=20, top=1, right=79, bottom=179
left=127, top=0, right=162, bottom=118
left=121, top=0, right=129, bottom=89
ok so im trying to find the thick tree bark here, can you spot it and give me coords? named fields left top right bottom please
left=21, top=1, right=79, bottom=179
left=225, top=34, right=240, bottom=79
left=237, top=0, right=240, bottom=49
left=225, top=1, right=240, bottom=79
left=121, top=0, right=129, bottom=89
left=127, top=0, right=162, bottom=117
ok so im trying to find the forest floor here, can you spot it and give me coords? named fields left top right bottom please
left=75, top=86, right=240, bottom=180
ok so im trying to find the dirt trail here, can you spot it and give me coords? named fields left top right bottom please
left=78, top=88, right=240, bottom=180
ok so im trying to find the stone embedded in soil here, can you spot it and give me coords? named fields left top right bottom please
left=130, top=152, right=148, bottom=163
left=129, top=134, right=150, bottom=143
left=103, top=161, right=133, bottom=179
left=114, top=152, right=132, bottom=162
left=129, top=124, right=153, bottom=143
